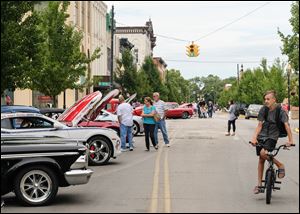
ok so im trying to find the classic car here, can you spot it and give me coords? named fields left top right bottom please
left=1, top=111, right=121, bottom=166
left=245, top=104, right=263, bottom=119
left=105, top=93, right=137, bottom=113
left=1, top=134, right=93, bottom=206
left=96, top=109, right=144, bottom=136
left=165, top=102, right=194, bottom=119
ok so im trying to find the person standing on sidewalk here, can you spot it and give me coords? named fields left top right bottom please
left=225, top=100, right=238, bottom=136
left=141, top=97, right=158, bottom=151
left=117, top=95, right=134, bottom=152
left=153, top=92, right=170, bottom=147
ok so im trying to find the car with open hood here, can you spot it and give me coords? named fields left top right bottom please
left=1, top=90, right=121, bottom=166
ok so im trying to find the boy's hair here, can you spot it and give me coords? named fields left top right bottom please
left=264, top=90, right=277, bottom=101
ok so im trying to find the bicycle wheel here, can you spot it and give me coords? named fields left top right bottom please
left=266, top=169, right=273, bottom=204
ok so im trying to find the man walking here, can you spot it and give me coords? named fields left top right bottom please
left=153, top=92, right=170, bottom=147
left=117, top=95, right=134, bottom=152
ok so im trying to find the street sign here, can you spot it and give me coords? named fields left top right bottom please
left=98, top=82, right=111, bottom=86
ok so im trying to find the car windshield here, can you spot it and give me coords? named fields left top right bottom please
left=249, top=105, right=263, bottom=110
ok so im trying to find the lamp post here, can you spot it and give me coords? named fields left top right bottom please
left=286, top=63, right=292, bottom=117
left=110, top=5, right=115, bottom=90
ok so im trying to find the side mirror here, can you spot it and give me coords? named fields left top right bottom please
left=54, top=123, right=63, bottom=130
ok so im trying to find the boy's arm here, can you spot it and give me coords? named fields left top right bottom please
left=251, top=121, right=263, bottom=145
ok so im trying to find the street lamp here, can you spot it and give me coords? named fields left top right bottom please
left=286, top=63, right=292, bottom=117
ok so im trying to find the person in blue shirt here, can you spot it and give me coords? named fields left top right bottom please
left=141, top=97, right=158, bottom=151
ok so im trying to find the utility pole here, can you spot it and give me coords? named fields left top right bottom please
left=237, top=64, right=240, bottom=85
left=110, top=5, right=114, bottom=90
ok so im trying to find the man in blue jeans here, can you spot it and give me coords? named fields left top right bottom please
left=117, top=95, right=134, bottom=152
left=153, top=92, right=170, bottom=147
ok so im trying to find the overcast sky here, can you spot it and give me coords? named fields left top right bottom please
left=104, top=1, right=293, bottom=80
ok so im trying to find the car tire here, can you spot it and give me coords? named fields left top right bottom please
left=132, top=121, right=140, bottom=136
left=88, top=136, right=112, bottom=166
left=14, top=166, right=58, bottom=206
left=182, top=112, right=189, bottom=119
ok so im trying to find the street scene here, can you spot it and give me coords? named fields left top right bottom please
left=2, top=114, right=299, bottom=213
left=1, top=1, right=299, bottom=213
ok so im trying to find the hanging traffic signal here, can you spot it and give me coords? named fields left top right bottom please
left=186, top=42, right=200, bottom=57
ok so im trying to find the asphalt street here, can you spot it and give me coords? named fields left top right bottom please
left=2, top=112, right=299, bottom=213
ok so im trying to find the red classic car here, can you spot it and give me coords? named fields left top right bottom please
left=105, top=93, right=137, bottom=113
left=132, top=102, right=193, bottom=119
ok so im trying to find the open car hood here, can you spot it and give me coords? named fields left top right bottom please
left=125, top=93, right=137, bottom=104
left=58, top=89, right=119, bottom=126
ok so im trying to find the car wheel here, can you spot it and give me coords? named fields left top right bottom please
left=132, top=121, right=140, bottom=136
left=88, top=136, right=112, bottom=166
left=182, top=112, right=189, bottom=119
left=14, top=166, right=58, bottom=206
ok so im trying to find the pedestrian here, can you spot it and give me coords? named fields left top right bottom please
left=250, top=90, right=295, bottom=194
left=5, top=94, right=12, bottom=105
left=141, top=97, right=158, bottom=151
left=207, top=101, right=214, bottom=118
left=117, top=95, right=134, bottom=152
left=225, top=100, right=238, bottom=136
left=153, top=92, right=170, bottom=147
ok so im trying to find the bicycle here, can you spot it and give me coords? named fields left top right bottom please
left=249, top=141, right=295, bottom=204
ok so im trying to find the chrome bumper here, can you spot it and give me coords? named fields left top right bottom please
left=64, top=169, right=93, bottom=185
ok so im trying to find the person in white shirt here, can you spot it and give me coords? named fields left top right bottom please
left=153, top=92, right=170, bottom=147
left=117, top=95, right=134, bottom=151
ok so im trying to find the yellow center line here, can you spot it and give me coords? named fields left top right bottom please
left=149, top=146, right=162, bottom=213
left=164, top=150, right=171, bottom=213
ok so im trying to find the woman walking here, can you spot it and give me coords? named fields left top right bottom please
left=225, top=100, right=238, bottom=136
left=141, top=97, right=158, bottom=151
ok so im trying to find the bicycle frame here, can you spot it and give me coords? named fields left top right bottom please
left=249, top=142, right=295, bottom=204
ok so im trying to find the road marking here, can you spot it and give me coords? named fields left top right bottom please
left=149, top=145, right=162, bottom=213
left=164, top=150, right=171, bottom=213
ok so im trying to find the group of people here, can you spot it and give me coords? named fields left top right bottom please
left=117, top=92, right=170, bottom=152
left=192, top=100, right=215, bottom=118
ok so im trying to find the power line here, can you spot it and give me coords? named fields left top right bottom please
left=194, top=2, right=271, bottom=41
left=164, top=59, right=263, bottom=64
left=116, top=2, right=271, bottom=43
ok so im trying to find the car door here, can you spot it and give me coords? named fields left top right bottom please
left=1, top=116, right=70, bottom=138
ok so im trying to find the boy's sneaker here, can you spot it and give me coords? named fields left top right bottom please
left=120, top=148, right=127, bottom=152
left=129, top=147, right=134, bottom=151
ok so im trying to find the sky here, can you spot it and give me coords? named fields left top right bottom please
left=103, top=1, right=294, bottom=80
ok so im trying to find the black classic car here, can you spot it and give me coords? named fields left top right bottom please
left=1, top=135, right=93, bottom=206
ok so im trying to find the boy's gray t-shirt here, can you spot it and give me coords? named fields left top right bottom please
left=257, top=105, right=288, bottom=141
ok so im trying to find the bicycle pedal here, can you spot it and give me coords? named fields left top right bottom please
left=275, top=181, right=282, bottom=184
left=273, top=187, right=280, bottom=190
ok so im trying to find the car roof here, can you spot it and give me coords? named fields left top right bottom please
left=1, top=105, right=40, bottom=113
left=1, top=112, right=44, bottom=119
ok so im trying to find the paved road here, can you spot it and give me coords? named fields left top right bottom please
left=2, top=113, right=299, bottom=213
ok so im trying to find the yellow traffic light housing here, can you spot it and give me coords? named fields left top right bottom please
left=186, top=42, right=199, bottom=57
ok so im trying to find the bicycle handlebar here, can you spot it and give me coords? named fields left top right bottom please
left=249, top=141, right=295, bottom=156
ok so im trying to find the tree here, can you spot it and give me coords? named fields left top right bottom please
left=114, top=49, right=138, bottom=96
left=30, top=1, right=101, bottom=106
left=278, top=1, right=299, bottom=72
left=1, top=1, right=41, bottom=95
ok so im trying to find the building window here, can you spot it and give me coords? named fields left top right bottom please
left=75, top=2, right=80, bottom=26
left=87, top=1, right=91, bottom=34
left=81, top=1, right=85, bottom=31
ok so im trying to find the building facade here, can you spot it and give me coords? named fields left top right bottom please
left=12, top=1, right=111, bottom=108
left=115, top=20, right=156, bottom=70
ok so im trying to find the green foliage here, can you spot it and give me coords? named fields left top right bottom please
left=29, top=1, right=101, bottom=106
left=278, top=1, right=299, bottom=72
left=114, top=49, right=138, bottom=96
left=1, top=1, right=41, bottom=95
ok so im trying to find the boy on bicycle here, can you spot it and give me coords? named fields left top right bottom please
left=250, top=90, right=294, bottom=194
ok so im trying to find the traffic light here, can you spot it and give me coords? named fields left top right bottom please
left=186, top=42, right=199, bottom=57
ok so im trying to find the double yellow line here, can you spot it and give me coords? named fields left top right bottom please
left=149, top=147, right=171, bottom=213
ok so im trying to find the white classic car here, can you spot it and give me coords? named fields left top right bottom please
left=97, top=109, right=144, bottom=136
left=1, top=90, right=121, bottom=166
